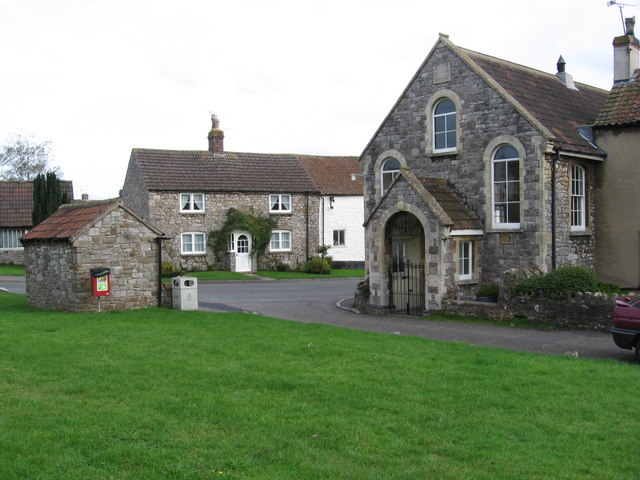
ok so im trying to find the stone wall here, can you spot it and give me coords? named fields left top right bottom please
left=25, top=206, right=161, bottom=312
left=144, top=191, right=320, bottom=272
left=442, top=292, right=616, bottom=332
left=0, top=248, right=24, bottom=265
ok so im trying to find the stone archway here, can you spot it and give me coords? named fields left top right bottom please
left=384, top=212, right=425, bottom=315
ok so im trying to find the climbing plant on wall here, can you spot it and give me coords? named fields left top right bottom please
left=208, top=208, right=277, bottom=262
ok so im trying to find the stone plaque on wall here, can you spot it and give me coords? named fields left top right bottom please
left=433, top=63, right=451, bottom=84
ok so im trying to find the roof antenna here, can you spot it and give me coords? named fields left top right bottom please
left=608, top=0, right=637, bottom=34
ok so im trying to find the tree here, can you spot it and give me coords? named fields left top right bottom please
left=0, top=133, right=60, bottom=181
left=32, top=172, right=69, bottom=226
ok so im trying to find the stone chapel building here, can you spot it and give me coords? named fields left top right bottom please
left=360, top=33, right=611, bottom=314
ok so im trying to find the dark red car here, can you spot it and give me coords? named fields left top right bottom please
left=611, top=295, right=640, bottom=361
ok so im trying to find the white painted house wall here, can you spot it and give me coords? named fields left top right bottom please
left=320, top=195, right=364, bottom=263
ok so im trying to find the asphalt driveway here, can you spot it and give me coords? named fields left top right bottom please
left=2, top=275, right=632, bottom=363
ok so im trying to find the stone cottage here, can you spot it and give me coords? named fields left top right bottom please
left=0, top=180, right=73, bottom=265
left=121, top=115, right=363, bottom=272
left=360, top=34, right=609, bottom=314
left=20, top=199, right=165, bottom=312
left=593, top=17, right=640, bottom=288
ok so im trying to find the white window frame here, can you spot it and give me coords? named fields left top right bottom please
left=571, top=164, right=586, bottom=232
left=491, top=144, right=521, bottom=230
left=458, top=240, right=473, bottom=281
left=0, top=229, right=28, bottom=249
left=433, top=98, right=457, bottom=153
left=270, top=230, right=292, bottom=252
left=180, top=193, right=205, bottom=213
left=333, top=229, right=346, bottom=247
left=181, top=232, right=206, bottom=255
left=269, top=194, right=292, bottom=213
left=381, top=158, right=400, bottom=195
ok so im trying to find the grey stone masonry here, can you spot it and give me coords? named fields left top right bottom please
left=146, top=191, right=320, bottom=272
left=360, top=35, right=601, bottom=312
left=24, top=204, right=163, bottom=312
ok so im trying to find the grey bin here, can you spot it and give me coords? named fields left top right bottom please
left=171, top=276, right=198, bottom=310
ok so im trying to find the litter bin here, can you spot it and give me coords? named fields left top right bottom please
left=172, top=276, right=198, bottom=310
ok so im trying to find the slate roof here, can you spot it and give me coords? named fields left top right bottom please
left=0, top=180, right=74, bottom=229
left=460, top=47, right=609, bottom=155
left=298, top=155, right=362, bottom=195
left=594, top=71, right=640, bottom=127
left=418, top=178, right=483, bottom=231
left=132, top=149, right=361, bottom=194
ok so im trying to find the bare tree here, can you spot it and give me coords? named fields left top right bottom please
left=0, top=133, right=61, bottom=181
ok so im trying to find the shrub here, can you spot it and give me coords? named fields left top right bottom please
left=476, top=283, right=499, bottom=299
left=161, top=261, right=177, bottom=275
left=303, top=257, right=331, bottom=274
left=511, top=266, right=598, bottom=300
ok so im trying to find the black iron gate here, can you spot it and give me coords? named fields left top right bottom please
left=389, top=258, right=425, bottom=315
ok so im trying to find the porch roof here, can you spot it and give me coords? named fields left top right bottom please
left=418, top=178, right=483, bottom=231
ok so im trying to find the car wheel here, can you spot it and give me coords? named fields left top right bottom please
left=635, top=344, right=640, bottom=363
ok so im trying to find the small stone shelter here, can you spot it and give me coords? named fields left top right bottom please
left=20, top=199, right=165, bottom=312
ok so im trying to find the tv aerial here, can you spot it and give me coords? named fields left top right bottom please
left=608, top=0, right=637, bottom=34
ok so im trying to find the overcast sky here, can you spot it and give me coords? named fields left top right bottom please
left=1, top=0, right=636, bottom=199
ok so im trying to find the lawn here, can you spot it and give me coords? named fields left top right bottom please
left=1, top=292, right=637, bottom=479
left=256, top=269, right=364, bottom=279
left=0, top=264, right=25, bottom=276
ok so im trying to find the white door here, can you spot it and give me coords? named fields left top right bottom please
left=235, top=233, right=252, bottom=272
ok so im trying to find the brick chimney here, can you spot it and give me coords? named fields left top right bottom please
left=207, top=114, right=224, bottom=152
left=613, top=16, right=640, bottom=84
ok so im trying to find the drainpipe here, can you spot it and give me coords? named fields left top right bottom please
left=156, top=237, right=165, bottom=307
left=306, top=193, right=310, bottom=262
left=321, top=196, right=325, bottom=252
left=551, top=147, right=559, bottom=271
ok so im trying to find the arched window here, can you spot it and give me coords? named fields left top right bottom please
left=433, top=98, right=457, bottom=152
left=492, top=144, right=520, bottom=228
left=381, top=157, right=400, bottom=194
left=571, top=164, right=586, bottom=231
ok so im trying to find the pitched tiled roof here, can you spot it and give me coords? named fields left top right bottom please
left=0, top=180, right=74, bottom=228
left=297, top=155, right=362, bottom=195
left=594, top=72, right=640, bottom=127
left=132, top=149, right=322, bottom=193
left=418, top=178, right=483, bottom=231
left=461, top=48, right=609, bottom=155
left=20, top=200, right=118, bottom=242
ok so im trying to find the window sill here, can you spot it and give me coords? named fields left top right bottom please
left=269, top=250, right=292, bottom=253
left=269, top=211, right=293, bottom=215
left=181, top=253, right=207, bottom=256
left=570, top=229, right=592, bottom=237
left=486, top=228, right=523, bottom=234
left=429, top=150, right=459, bottom=159
left=456, top=279, right=479, bottom=286
left=180, top=211, right=206, bottom=215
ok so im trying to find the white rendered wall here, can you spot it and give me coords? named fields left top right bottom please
left=320, top=195, right=365, bottom=262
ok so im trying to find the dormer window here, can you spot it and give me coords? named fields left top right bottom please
left=180, top=193, right=204, bottom=213
left=270, top=194, right=292, bottom=213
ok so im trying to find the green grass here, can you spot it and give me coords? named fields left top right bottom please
left=256, top=269, right=364, bottom=279
left=1, top=292, right=637, bottom=479
left=0, top=264, right=25, bottom=276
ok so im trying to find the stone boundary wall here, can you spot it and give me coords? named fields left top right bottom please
left=442, top=292, right=617, bottom=332
left=0, top=249, right=24, bottom=265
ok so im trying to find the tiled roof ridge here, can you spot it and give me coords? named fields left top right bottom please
left=460, top=47, right=608, bottom=94
left=132, top=147, right=357, bottom=160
